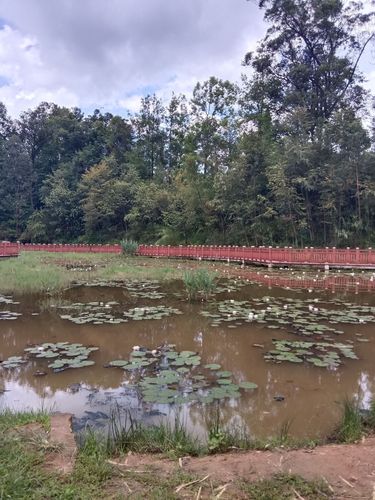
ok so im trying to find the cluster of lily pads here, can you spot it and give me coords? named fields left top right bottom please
left=0, top=294, right=19, bottom=305
left=214, top=279, right=248, bottom=294
left=57, top=299, right=182, bottom=324
left=0, top=342, right=98, bottom=371
left=80, top=279, right=165, bottom=299
left=24, top=342, right=98, bottom=371
left=264, top=339, right=358, bottom=368
left=59, top=301, right=126, bottom=325
left=107, top=345, right=257, bottom=405
left=123, top=280, right=165, bottom=299
left=123, top=305, right=182, bottom=321
left=200, top=296, right=375, bottom=338
left=0, top=311, right=22, bottom=321
left=0, top=356, right=27, bottom=369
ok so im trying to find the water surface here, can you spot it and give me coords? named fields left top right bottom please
left=1, top=270, right=375, bottom=441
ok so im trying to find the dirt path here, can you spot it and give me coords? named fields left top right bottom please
left=114, top=438, right=375, bottom=499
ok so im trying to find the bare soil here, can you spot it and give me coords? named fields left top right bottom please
left=110, top=438, right=375, bottom=499
left=17, top=414, right=375, bottom=498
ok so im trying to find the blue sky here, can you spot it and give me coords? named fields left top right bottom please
left=0, top=0, right=373, bottom=117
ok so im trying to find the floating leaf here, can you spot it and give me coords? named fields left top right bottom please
left=239, top=381, right=258, bottom=390
left=204, top=364, right=221, bottom=370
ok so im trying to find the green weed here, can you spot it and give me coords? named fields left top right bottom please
left=332, top=398, right=363, bottom=443
left=120, top=239, right=139, bottom=256
left=183, top=268, right=217, bottom=300
left=241, top=473, right=332, bottom=499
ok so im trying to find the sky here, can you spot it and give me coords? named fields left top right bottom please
left=0, top=0, right=373, bottom=117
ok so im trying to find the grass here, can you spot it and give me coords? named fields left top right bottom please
left=0, top=409, right=368, bottom=499
left=183, top=268, right=217, bottom=300
left=0, top=251, right=217, bottom=294
left=241, top=473, right=333, bottom=499
left=0, top=409, right=50, bottom=431
left=330, top=396, right=375, bottom=444
left=0, top=410, right=226, bottom=499
left=332, top=398, right=363, bottom=443
left=85, top=407, right=320, bottom=459
left=83, top=410, right=203, bottom=458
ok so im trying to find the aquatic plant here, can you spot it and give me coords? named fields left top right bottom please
left=123, top=305, right=182, bottom=321
left=106, top=344, right=257, bottom=405
left=264, top=339, right=358, bottom=368
left=183, top=269, right=217, bottom=301
left=0, top=311, right=22, bottom=321
left=200, top=295, right=375, bottom=335
left=0, top=356, right=27, bottom=369
left=25, top=342, right=98, bottom=371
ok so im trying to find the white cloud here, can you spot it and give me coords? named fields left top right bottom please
left=0, top=0, right=372, bottom=118
left=0, top=0, right=264, bottom=116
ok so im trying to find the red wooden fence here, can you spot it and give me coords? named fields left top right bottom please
left=0, top=242, right=20, bottom=257
left=20, top=243, right=121, bottom=254
left=137, top=244, right=375, bottom=269
left=1, top=242, right=375, bottom=269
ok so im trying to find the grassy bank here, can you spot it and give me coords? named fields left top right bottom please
left=0, top=251, right=216, bottom=294
left=0, top=410, right=332, bottom=499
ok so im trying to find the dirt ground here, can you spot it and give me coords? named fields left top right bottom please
left=17, top=414, right=375, bottom=498
left=110, top=437, right=375, bottom=499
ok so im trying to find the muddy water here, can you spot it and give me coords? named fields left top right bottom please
left=1, top=275, right=375, bottom=441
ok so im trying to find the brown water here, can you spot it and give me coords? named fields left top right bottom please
left=1, top=274, right=375, bottom=441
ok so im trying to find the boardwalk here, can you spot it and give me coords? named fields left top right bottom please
left=0, top=242, right=19, bottom=258
left=138, top=244, right=375, bottom=270
left=1, top=242, right=375, bottom=269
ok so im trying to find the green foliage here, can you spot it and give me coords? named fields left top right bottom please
left=242, top=473, right=332, bottom=499
left=0, top=2, right=374, bottom=246
left=102, top=410, right=202, bottom=458
left=366, top=399, right=375, bottom=430
left=0, top=410, right=50, bottom=431
left=120, top=238, right=139, bottom=255
left=333, top=398, right=363, bottom=443
left=0, top=410, right=108, bottom=499
left=183, top=268, right=217, bottom=301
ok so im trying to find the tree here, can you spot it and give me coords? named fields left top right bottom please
left=190, top=77, right=238, bottom=176
left=245, top=0, right=374, bottom=130
left=0, top=136, right=33, bottom=239
left=132, top=95, right=166, bottom=180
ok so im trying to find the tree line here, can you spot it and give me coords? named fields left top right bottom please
left=1, top=0, right=374, bottom=247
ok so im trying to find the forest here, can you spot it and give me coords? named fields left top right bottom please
left=0, top=0, right=374, bottom=248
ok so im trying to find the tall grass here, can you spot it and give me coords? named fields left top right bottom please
left=0, top=252, right=203, bottom=293
left=120, top=239, right=139, bottom=256
left=103, top=409, right=202, bottom=458
left=332, top=398, right=363, bottom=443
left=0, top=252, right=70, bottom=293
left=183, top=268, right=217, bottom=301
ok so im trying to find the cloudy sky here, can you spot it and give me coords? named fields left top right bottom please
left=0, top=0, right=373, bottom=117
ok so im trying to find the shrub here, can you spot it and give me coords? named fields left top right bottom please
left=120, top=239, right=138, bottom=256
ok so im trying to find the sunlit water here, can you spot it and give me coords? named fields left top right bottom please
left=1, top=269, right=375, bottom=441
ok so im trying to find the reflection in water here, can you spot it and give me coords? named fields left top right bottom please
left=0, top=274, right=375, bottom=440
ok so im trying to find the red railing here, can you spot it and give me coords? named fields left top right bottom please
left=137, top=245, right=375, bottom=269
left=2, top=242, right=375, bottom=269
left=20, top=243, right=121, bottom=254
left=0, top=242, right=19, bottom=257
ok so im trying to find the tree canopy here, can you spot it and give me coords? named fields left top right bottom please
left=0, top=0, right=374, bottom=247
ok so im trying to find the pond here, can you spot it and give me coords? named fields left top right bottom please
left=1, top=270, right=375, bottom=442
